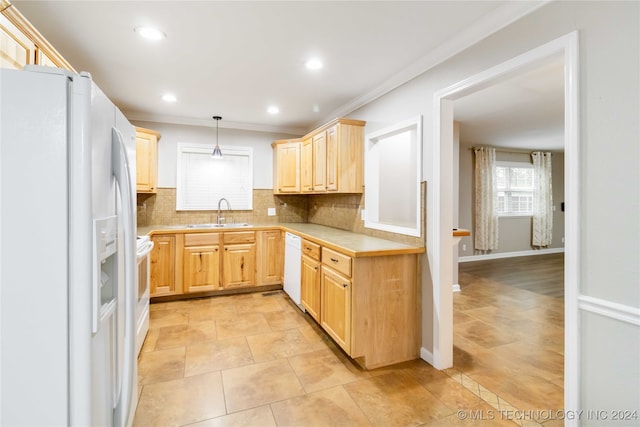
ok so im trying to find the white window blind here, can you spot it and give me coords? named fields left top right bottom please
left=495, top=161, right=533, bottom=216
left=176, top=144, right=253, bottom=211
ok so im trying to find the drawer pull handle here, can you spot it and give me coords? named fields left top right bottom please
left=330, top=257, right=339, bottom=263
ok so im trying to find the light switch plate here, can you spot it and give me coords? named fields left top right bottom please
left=267, top=207, right=276, bottom=216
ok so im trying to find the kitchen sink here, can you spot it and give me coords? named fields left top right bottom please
left=186, top=223, right=251, bottom=229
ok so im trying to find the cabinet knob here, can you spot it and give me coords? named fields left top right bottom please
left=342, top=283, right=348, bottom=288
left=314, top=266, right=318, bottom=271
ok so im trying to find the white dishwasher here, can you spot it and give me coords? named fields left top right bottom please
left=283, top=232, right=303, bottom=311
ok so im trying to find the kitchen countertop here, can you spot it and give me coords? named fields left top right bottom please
left=138, top=223, right=424, bottom=258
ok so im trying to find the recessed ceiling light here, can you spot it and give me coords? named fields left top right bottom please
left=312, top=104, right=320, bottom=113
left=305, top=58, right=323, bottom=70
left=267, top=105, right=280, bottom=115
left=134, top=26, right=166, bottom=41
left=162, top=93, right=177, bottom=103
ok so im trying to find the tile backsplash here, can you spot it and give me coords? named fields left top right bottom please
left=137, top=188, right=308, bottom=227
left=138, top=184, right=425, bottom=247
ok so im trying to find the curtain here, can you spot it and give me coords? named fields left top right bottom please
left=531, top=151, right=553, bottom=246
left=474, top=147, right=498, bottom=251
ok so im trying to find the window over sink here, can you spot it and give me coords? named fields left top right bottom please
left=176, top=143, right=253, bottom=210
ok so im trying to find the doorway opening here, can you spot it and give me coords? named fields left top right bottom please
left=428, top=31, right=579, bottom=415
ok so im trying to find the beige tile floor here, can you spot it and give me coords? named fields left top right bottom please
left=134, top=288, right=561, bottom=427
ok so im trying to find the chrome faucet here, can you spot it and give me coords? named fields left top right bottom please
left=217, top=198, right=231, bottom=225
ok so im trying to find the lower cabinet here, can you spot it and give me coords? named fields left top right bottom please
left=300, top=254, right=320, bottom=321
left=183, top=233, right=220, bottom=293
left=150, top=234, right=178, bottom=297
left=302, top=242, right=420, bottom=370
left=320, top=265, right=351, bottom=353
left=257, top=230, right=283, bottom=285
left=150, top=228, right=282, bottom=299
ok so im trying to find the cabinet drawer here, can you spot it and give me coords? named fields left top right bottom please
left=224, top=231, right=256, bottom=244
left=322, top=247, right=351, bottom=277
left=184, top=232, right=219, bottom=246
left=302, top=239, right=321, bottom=261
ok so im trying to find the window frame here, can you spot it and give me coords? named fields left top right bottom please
left=495, top=160, right=534, bottom=217
left=175, top=143, right=253, bottom=211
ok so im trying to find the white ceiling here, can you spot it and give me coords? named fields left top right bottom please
left=12, top=0, right=553, bottom=139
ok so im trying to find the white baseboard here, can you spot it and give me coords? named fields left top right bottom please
left=452, top=284, right=461, bottom=292
left=420, top=347, right=434, bottom=366
left=459, top=247, right=564, bottom=263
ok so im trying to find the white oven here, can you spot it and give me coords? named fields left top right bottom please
left=135, top=236, right=153, bottom=356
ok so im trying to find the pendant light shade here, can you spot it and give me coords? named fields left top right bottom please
left=212, top=115, right=223, bottom=158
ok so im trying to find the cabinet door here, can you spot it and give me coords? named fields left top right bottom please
left=135, top=128, right=160, bottom=193
left=320, top=266, right=351, bottom=353
left=223, top=243, right=256, bottom=288
left=301, top=138, right=313, bottom=193
left=257, top=230, right=283, bottom=285
left=275, top=142, right=300, bottom=193
left=0, top=15, right=36, bottom=69
left=312, top=132, right=326, bottom=192
left=150, top=235, right=176, bottom=296
left=325, top=125, right=339, bottom=191
left=301, top=255, right=320, bottom=321
left=183, top=245, right=220, bottom=293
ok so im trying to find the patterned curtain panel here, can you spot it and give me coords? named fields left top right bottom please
left=474, top=147, right=498, bottom=251
left=531, top=151, right=553, bottom=246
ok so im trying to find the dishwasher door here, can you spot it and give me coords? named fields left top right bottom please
left=283, top=232, right=303, bottom=310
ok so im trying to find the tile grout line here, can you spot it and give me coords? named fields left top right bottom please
left=443, top=367, right=543, bottom=427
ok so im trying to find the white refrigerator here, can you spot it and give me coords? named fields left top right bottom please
left=0, top=66, right=138, bottom=426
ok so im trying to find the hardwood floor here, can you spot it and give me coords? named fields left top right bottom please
left=454, top=253, right=565, bottom=425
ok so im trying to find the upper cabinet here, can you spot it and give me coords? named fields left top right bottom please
left=135, top=127, right=161, bottom=194
left=1, top=1, right=75, bottom=71
left=272, top=118, right=365, bottom=195
left=272, top=139, right=301, bottom=194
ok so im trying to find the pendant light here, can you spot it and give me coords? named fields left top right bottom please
left=212, top=115, right=223, bottom=158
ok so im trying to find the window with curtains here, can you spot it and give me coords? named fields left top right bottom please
left=176, top=143, right=253, bottom=210
left=495, top=161, right=534, bottom=216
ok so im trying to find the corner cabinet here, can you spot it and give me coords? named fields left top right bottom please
left=272, top=118, right=365, bottom=195
left=272, top=139, right=301, bottom=194
left=135, top=127, right=161, bottom=194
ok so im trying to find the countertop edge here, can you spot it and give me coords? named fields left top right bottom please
left=140, top=224, right=425, bottom=257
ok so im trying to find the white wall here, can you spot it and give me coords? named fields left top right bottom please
left=132, top=120, right=298, bottom=189
left=349, top=0, right=639, bottom=417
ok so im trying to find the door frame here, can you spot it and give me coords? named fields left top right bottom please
left=428, top=31, right=579, bottom=421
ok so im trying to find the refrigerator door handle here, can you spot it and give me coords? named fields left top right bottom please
left=111, top=127, right=136, bottom=427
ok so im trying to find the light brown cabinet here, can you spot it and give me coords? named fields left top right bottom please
left=135, top=127, right=161, bottom=194
left=222, top=231, right=256, bottom=289
left=299, top=238, right=420, bottom=369
left=320, top=265, right=352, bottom=353
left=150, top=234, right=179, bottom=297
left=1, top=3, right=74, bottom=70
left=273, top=140, right=301, bottom=194
left=182, top=233, right=220, bottom=293
left=150, top=228, right=282, bottom=299
left=311, top=132, right=327, bottom=191
left=301, top=138, right=313, bottom=193
left=300, top=239, right=321, bottom=321
left=257, top=230, right=283, bottom=285
left=273, top=118, right=365, bottom=195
